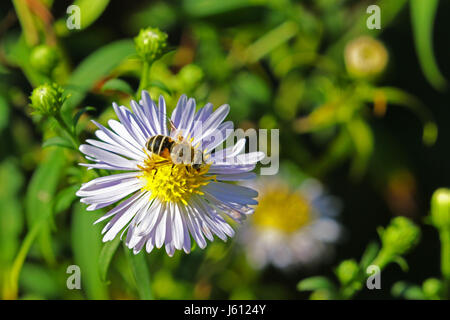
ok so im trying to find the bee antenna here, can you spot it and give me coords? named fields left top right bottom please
left=154, top=107, right=178, bottom=131
left=169, top=119, right=177, bottom=131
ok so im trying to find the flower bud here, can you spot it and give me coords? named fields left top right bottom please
left=309, top=289, right=333, bottom=300
left=30, top=45, right=59, bottom=75
left=29, top=83, right=67, bottom=116
left=422, top=278, right=442, bottom=299
left=335, top=259, right=360, bottom=285
left=380, top=217, right=420, bottom=256
left=430, top=188, right=450, bottom=230
left=134, top=27, right=168, bottom=63
left=344, top=36, right=388, bottom=78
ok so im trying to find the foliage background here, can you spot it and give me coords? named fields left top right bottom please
left=0, top=0, right=449, bottom=299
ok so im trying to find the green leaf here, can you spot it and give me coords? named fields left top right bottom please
left=127, top=2, right=178, bottom=32
left=19, top=263, right=61, bottom=298
left=0, top=64, right=9, bottom=74
left=361, top=87, right=438, bottom=146
left=5, top=207, right=53, bottom=299
left=98, top=236, right=121, bottom=282
left=381, top=87, right=438, bottom=145
left=234, top=72, right=271, bottom=105
left=25, top=148, right=66, bottom=265
left=148, top=80, right=172, bottom=95
left=0, top=95, right=10, bottom=132
left=392, top=256, right=409, bottom=272
left=124, top=245, right=153, bottom=300
left=0, top=160, right=24, bottom=272
left=42, top=136, right=75, bottom=150
left=71, top=202, right=108, bottom=299
left=411, top=0, right=446, bottom=91
left=61, top=40, right=135, bottom=122
left=73, top=106, right=96, bottom=131
left=53, top=185, right=79, bottom=214
left=297, top=276, right=336, bottom=292
left=182, top=0, right=261, bottom=17
left=310, top=129, right=352, bottom=177
left=55, top=0, right=110, bottom=36
left=101, top=78, right=134, bottom=95
left=12, top=0, right=38, bottom=45
left=1, top=34, right=48, bottom=86
left=246, top=21, right=299, bottom=63
left=5, top=151, right=64, bottom=299
left=346, top=118, right=374, bottom=178
left=360, top=241, right=380, bottom=269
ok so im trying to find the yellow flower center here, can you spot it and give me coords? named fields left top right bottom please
left=252, top=188, right=314, bottom=233
left=139, top=154, right=213, bottom=205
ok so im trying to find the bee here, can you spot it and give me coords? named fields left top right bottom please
left=145, top=133, right=206, bottom=171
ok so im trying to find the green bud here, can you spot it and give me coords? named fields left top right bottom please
left=29, top=83, right=67, bottom=116
left=380, top=217, right=421, bottom=256
left=134, top=27, right=168, bottom=63
left=422, top=278, right=442, bottom=299
left=335, top=259, right=360, bottom=285
left=30, top=45, right=59, bottom=75
left=344, top=36, right=388, bottom=79
left=309, top=289, right=333, bottom=300
left=431, top=188, right=450, bottom=230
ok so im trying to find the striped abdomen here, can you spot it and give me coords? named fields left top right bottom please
left=146, top=135, right=175, bottom=159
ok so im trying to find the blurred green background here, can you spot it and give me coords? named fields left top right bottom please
left=0, top=0, right=449, bottom=300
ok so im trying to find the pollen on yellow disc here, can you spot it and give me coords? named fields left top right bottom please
left=252, top=188, right=314, bottom=233
left=139, top=154, right=213, bottom=205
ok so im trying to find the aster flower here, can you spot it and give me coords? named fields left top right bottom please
left=76, top=91, right=264, bottom=256
left=239, top=177, right=342, bottom=270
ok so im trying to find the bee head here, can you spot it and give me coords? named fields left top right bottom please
left=170, top=142, right=192, bottom=165
left=170, top=143, right=206, bottom=168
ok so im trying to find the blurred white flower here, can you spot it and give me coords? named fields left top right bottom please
left=239, top=177, right=342, bottom=270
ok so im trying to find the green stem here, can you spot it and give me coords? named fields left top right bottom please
left=137, top=61, right=151, bottom=96
left=245, top=20, right=299, bottom=63
left=12, top=0, right=38, bottom=45
left=339, top=284, right=359, bottom=300
left=54, top=113, right=106, bottom=178
left=55, top=113, right=80, bottom=149
left=123, top=243, right=153, bottom=300
left=371, top=248, right=392, bottom=270
left=3, top=209, right=51, bottom=299
left=339, top=249, right=392, bottom=300
left=55, top=113, right=84, bottom=156
left=440, top=228, right=450, bottom=298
